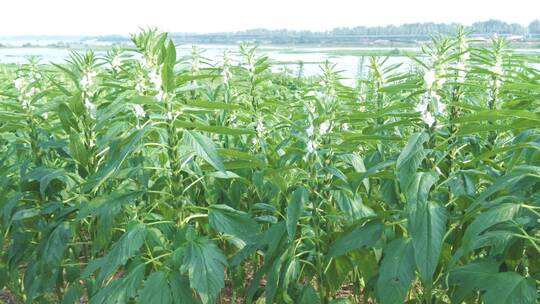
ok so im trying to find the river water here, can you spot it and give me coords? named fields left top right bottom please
left=1, top=44, right=538, bottom=85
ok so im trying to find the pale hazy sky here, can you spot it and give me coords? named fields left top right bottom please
left=1, top=0, right=539, bottom=36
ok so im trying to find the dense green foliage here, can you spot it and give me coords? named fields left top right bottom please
left=0, top=29, right=539, bottom=303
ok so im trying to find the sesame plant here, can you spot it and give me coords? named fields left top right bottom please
left=0, top=28, right=539, bottom=304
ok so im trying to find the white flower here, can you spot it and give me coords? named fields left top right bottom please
left=341, top=123, right=350, bottom=131
left=80, top=71, right=97, bottom=92
left=319, top=121, right=330, bottom=135
left=307, top=140, right=317, bottom=153
left=421, top=111, right=436, bottom=127
left=156, top=90, right=166, bottom=102
left=25, top=87, right=37, bottom=98
left=256, top=119, right=265, bottom=135
left=41, top=112, right=48, bottom=120
left=456, top=62, right=467, bottom=82
left=166, top=111, right=173, bottom=121
left=490, top=58, right=503, bottom=76
left=436, top=78, right=446, bottom=87
left=423, top=70, right=436, bottom=89
left=21, top=99, right=31, bottom=109
left=148, top=70, right=162, bottom=90
left=222, top=67, right=231, bottom=84
left=416, top=93, right=430, bottom=113
left=229, top=112, right=237, bottom=123
left=306, top=125, right=314, bottom=137
left=306, top=102, right=316, bottom=114
left=14, top=78, right=25, bottom=90
left=84, top=98, right=97, bottom=119
left=112, top=56, right=121, bottom=70
left=132, top=104, right=145, bottom=119
left=436, top=100, right=446, bottom=114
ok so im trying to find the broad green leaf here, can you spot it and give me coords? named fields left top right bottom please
left=183, top=237, right=227, bottom=304
left=333, top=190, right=375, bottom=222
left=286, top=186, right=309, bottom=241
left=396, top=132, right=429, bottom=190
left=90, top=264, right=144, bottom=304
left=185, top=100, right=242, bottom=110
left=83, top=222, right=147, bottom=283
left=406, top=172, right=446, bottom=287
left=183, top=130, right=225, bottom=172
left=85, top=127, right=148, bottom=192
left=328, top=220, right=384, bottom=257
left=459, top=203, right=521, bottom=258
left=297, top=283, right=321, bottom=304
left=170, top=271, right=201, bottom=304
left=42, top=222, right=72, bottom=267
left=449, top=260, right=538, bottom=304
left=376, top=238, right=416, bottom=304
left=176, top=120, right=255, bottom=136
left=23, top=167, right=71, bottom=197
left=138, top=271, right=172, bottom=304
left=208, top=204, right=260, bottom=246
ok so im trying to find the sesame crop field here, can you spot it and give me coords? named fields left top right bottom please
left=0, top=28, right=539, bottom=304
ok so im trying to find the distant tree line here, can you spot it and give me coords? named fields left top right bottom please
left=228, top=19, right=540, bottom=38
left=93, top=19, right=540, bottom=44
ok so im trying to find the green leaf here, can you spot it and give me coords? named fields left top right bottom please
left=138, top=271, right=172, bottom=304
left=42, top=222, right=72, bottom=267
left=183, top=130, right=225, bottom=172
left=62, top=283, right=83, bottom=304
left=185, top=100, right=242, bottom=110
left=12, top=208, right=40, bottom=221
left=83, top=222, right=146, bottom=283
left=396, top=132, right=429, bottom=190
left=286, top=186, right=309, bottom=241
left=406, top=172, right=446, bottom=287
left=448, top=260, right=538, bottom=304
left=23, top=167, right=71, bottom=197
left=376, top=238, right=416, bottom=304
left=90, top=264, right=145, bottom=304
left=0, top=264, right=7, bottom=289
left=176, top=120, right=255, bottom=136
left=183, top=237, right=227, bottom=304
left=459, top=203, right=521, bottom=258
left=170, top=271, right=201, bottom=304
left=454, top=109, right=540, bottom=123
left=85, top=127, right=147, bottom=192
left=328, top=220, right=384, bottom=257
left=208, top=204, right=260, bottom=246
left=297, top=283, right=321, bottom=304
left=326, top=255, right=354, bottom=293
left=69, top=131, right=88, bottom=168
left=332, top=191, right=375, bottom=222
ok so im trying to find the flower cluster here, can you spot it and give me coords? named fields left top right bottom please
left=417, top=67, right=447, bottom=127
left=80, top=70, right=97, bottom=93
left=416, top=91, right=446, bottom=127
left=490, top=54, right=504, bottom=89
left=111, top=56, right=122, bottom=72
left=221, top=51, right=232, bottom=85
left=84, top=97, right=97, bottom=119
left=132, top=104, right=146, bottom=119
left=13, top=65, right=42, bottom=111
